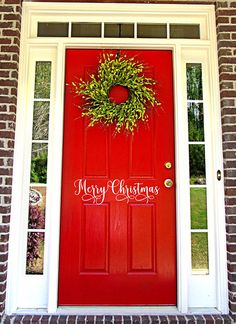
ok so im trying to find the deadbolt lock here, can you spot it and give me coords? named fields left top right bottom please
left=164, top=179, right=173, bottom=188
left=164, top=162, right=172, bottom=169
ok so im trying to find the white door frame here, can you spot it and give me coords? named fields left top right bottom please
left=6, top=2, right=228, bottom=315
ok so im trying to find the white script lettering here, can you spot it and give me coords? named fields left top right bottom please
left=74, top=179, right=160, bottom=204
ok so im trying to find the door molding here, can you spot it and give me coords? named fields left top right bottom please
left=6, top=2, right=228, bottom=315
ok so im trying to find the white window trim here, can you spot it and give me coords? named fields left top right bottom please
left=6, top=2, right=228, bottom=315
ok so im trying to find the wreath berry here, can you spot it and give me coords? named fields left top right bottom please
left=72, top=53, right=160, bottom=133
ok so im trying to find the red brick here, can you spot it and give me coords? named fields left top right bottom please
left=0, top=263, right=7, bottom=273
left=4, top=196, right=11, bottom=204
left=0, top=122, right=6, bottom=129
left=9, top=105, right=16, bottom=114
left=229, top=282, right=236, bottom=293
left=227, top=196, right=236, bottom=205
left=221, top=90, right=236, bottom=98
left=13, top=37, right=20, bottom=47
left=225, top=169, right=236, bottom=178
left=218, top=10, right=236, bottom=16
left=220, top=73, right=236, bottom=81
left=10, top=88, right=17, bottom=96
left=225, top=179, right=236, bottom=187
left=11, top=70, right=18, bottom=79
left=3, top=14, right=21, bottom=21
left=2, top=29, right=20, bottom=37
left=0, top=244, right=8, bottom=253
left=227, top=252, right=236, bottom=263
left=219, top=25, right=236, bottom=32
left=217, top=16, right=230, bottom=24
left=218, top=32, right=231, bottom=40
left=0, top=114, right=17, bottom=122
left=7, top=140, right=14, bottom=149
left=0, top=22, right=13, bottom=29
left=0, top=53, right=12, bottom=61
left=0, top=6, right=14, bottom=13
left=229, top=301, right=236, bottom=313
left=218, top=40, right=236, bottom=47
left=223, top=134, right=236, bottom=142
left=0, top=131, right=14, bottom=139
left=0, top=89, right=9, bottom=96
left=221, top=81, right=234, bottom=89
left=219, top=65, right=234, bottom=73
left=0, top=96, right=16, bottom=104
left=223, top=151, right=236, bottom=159
left=219, top=57, right=236, bottom=64
left=4, top=0, right=22, bottom=3
left=0, top=80, right=17, bottom=87
left=0, top=45, right=19, bottom=53
left=0, top=148, right=14, bottom=156
left=0, top=254, right=8, bottom=263
left=12, top=53, right=19, bottom=61
left=0, top=292, right=6, bottom=304
left=0, top=62, right=17, bottom=70
left=228, top=273, right=236, bottom=282
left=0, top=38, right=11, bottom=45
left=0, top=71, right=10, bottom=79
left=218, top=48, right=232, bottom=56
left=223, top=125, right=236, bottom=133
left=216, top=1, right=229, bottom=8
left=226, top=208, right=236, bottom=216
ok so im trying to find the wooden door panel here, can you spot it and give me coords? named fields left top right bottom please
left=128, top=204, right=155, bottom=272
left=81, top=204, right=109, bottom=273
left=84, top=126, right=109, bottom=177
left=58, top=49, right=176, bottom=306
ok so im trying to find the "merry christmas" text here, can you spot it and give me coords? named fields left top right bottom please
left=74, top=179, right=160, bottom=204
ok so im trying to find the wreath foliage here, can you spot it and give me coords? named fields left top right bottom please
left=72, top=53, right=160, bottom=133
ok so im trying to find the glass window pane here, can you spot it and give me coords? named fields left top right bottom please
left=31, top=143, right=48, bottom=184
left=26, top=232, right=44, bottom=275
left=188, top=102, right=204, bottom=142
left=71, top=23, right=101, bottom=37
left=137, top=24, right=167, bottom=38
left=191, top=232, right=209, bottom=274
left=37, top=22, right=69, bottom=37
left=29, top=186, right=46, bottom=229
left=189, top=144, right=206, bottom=185
left=32, top=101, right=50, bottom=140
left=104, top=23, right=134, bottom=38
left=34, top=62, right=52, bottom=99
left=190, top=188, right=207, bottom=230
left=170, top=24, right=200, bottom=39
left=186, top=63, right=203, bottom=100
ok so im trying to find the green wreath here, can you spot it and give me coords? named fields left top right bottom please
left=72, top=53, right=160, bottom=133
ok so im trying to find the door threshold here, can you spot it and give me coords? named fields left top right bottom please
left=14, top=306, right=221, bottom=316
left=58, top=306, right=179, bottom=315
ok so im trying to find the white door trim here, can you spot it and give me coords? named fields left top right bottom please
left=6, top=2, right=228, bottom=315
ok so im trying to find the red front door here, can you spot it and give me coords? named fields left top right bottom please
left=58, top=49, right=176, bottom=306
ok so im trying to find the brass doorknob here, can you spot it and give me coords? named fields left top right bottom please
left=164, top=179, right=173, bottom=188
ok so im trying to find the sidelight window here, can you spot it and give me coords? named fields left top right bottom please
left=26, top=62, right=52, bottom=275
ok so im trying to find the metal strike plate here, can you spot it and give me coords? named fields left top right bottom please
left=165, top=162, right=172, bottom=169
left=164, top=179, right=173, bottom=188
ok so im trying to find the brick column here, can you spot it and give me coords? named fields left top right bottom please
left=216, top=0, right=236, bottom=319
left=0, top=0, right=22, bottom=316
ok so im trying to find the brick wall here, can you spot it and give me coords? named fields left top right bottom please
left=0, top=0, right=22, bottom=316
left=0, top=0, right=236, bottom=322
left=216, top=0, right=236, bottom=319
